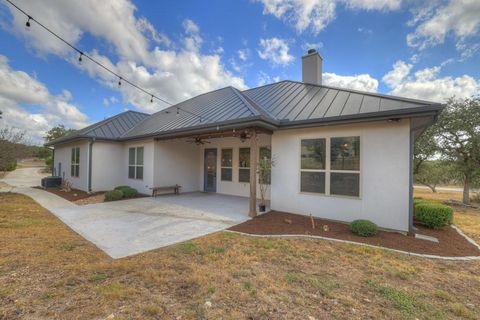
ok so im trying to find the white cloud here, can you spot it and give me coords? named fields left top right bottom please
left=383, top=60, right=480, bottom=102
left=102, top=96, right=118, bottom=106
left=407, top=0, right=480, bottom=50
left=323, top=72, right=378, bottom=92
left=2, top=1, right=247, bottom=114
left=237, top=49, right=250, bottom=61
left=382, top=60, right=412, bottom=87
left=301, top=42, right=323, bottom=52
left=0, top=55, right=89, bottom=144
left=256, top=0, right=401, bottom=34
left=257, top=37, right=294, bottom=66
left=257, top=71, right=281, bottom=86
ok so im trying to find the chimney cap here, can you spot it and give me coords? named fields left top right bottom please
left=307, top=48, right=317, bottom=54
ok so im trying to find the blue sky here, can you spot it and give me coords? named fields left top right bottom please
left=0, top=0, right=479, bottom=144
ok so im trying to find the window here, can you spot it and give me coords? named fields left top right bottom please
left=300, top=136, right=360, bottom=197
left=300, top=139, right=326, bottom=193
left=259, top=146, right=272, bottom=184
left=238, top=147, right=250, bottom=183
left=128, top=147, right=144, bottom=180
left=221, top=149, right=233, bottom=181
left=330, top=137, right=360, bottom=196
left=70, top=147, right=80, bottom=177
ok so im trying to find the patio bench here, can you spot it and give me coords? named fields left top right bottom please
left=150, top=184, right=182, bottom=197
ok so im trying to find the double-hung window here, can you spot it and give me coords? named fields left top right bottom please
left=70, top=147, right=80, bottom=177
left=300, top=136, right=360, bottom=197
left=221, top=148, right=233, bottom=181
left=300, top=139, right=326, bottom=193
left=238, top=147, right=250, bottom=183
left=128, top=147, right=144, bottom=180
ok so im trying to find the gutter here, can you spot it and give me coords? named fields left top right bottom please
left=88, top=138, right=95, bottom=192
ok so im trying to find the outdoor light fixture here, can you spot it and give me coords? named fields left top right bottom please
left=176, top=108, right=179, bottom=116
left=150, top=95, right=154, bottom=103
left=78, top=52, right=83, bottom=64
left=388, top=118, right=401, bottom=123
left=25, top=16, right=31, bottom=27
left=240, top=132, right=248, bottom=142
left=118, top=77, right=122, bottom=87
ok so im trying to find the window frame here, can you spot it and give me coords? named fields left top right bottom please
left=70, top=147, right=80, bottom=178
left=299, top=135, right=361, bottom=199
left=220, top=148, right=233, bottom=182
left=128, top=146, right=144, bottom=180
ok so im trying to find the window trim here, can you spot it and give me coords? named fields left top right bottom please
left=299, top=135, right=361, bottom=199
left=220, top=148, right=233, bottom=182
left=70, top=147, right=80, bottom=178
left=128, top=146, right=144, bottom=180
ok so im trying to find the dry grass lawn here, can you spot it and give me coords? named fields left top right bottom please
left=1, top=191, right=480, bottom=319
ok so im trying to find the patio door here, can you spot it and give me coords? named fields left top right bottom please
left=204, top=149, right=217, bottom=192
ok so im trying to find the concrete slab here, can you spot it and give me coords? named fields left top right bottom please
left=415, top=233, right=439, bottom=243
left=50, top=193, right=251, bottom=258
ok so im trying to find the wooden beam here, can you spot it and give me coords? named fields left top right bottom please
left=249, top=130, right=258, bottom=217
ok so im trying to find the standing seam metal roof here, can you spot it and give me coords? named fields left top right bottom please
left=47, top=80, right=442, bottom=146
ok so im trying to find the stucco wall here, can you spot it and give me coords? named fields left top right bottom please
left=91, top=141, right=123, bottom=191
left=198, top=134, right=272, bottom=199
left=53, top=140, right=89, bottom=191
left=153, top=140, right=201, bottom=193
left=270, top=120, right=411, bottom=232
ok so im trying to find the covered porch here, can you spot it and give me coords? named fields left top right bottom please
left=153, top=126, right=273, bottom=217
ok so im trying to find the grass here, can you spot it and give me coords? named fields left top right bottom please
left=0, top=191, right=479, bottom=319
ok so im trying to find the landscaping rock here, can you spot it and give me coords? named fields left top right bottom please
left=204, top=301, right=212, bottom=308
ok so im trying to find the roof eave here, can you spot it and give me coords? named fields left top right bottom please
left=277, top=104, right=444, bottom=130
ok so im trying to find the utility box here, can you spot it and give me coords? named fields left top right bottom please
left=41, top=176, right=62, bottom=188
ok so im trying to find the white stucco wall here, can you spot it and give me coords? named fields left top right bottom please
left=153, top=140, right=201, bottom=193
left=90, top=141, right=124, bottom=191
left=270, top=120, right=411, bottom=232
left=53, top=140, right=89, bottom=191
left=198, top=135, right=272, bottom=199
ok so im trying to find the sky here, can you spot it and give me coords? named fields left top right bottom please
left=0, top=0, right=479, bottom=144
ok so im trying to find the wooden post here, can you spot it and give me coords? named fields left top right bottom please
left=249, top=130, right=258, bottom=217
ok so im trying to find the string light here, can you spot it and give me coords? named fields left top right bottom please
left=176, top=108, right=179, bottom=116
left=5, top=0, right=219, bottom=124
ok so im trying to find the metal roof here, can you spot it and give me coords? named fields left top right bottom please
left=45, top=110, right=149, bottom=146
left=47, top=80, right=443, bottom=146
left=242, top=80, right=440, bottom=122
left=122, top=86, right=264, bottom=138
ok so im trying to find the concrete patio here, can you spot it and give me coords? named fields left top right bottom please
left=50, top=193, right=252, bottom=258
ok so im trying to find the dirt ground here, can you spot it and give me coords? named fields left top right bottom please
left=1, top=190, right=480, bottom=319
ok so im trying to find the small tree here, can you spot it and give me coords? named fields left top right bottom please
left=414, top=161, right=452, bottom=192
left=44, top=125, right=74, bottom=143
left=257, top=154, right=274, bottom=210
left=434, top=97, right=480, bottom=204
left=414, top=126, right=438, bottom=174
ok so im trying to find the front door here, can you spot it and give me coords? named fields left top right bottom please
left=204, top=149, right=217, bottom=192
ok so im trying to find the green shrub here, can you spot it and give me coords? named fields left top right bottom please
left=414, top=202, right=453, bottom=228
left=351, top=219, right=378, bottom=237
left=114, top=186, right=138, bottom=198
left=5, top=162, right=17, bottom=171
left=413, top=198, right=428, bottom=206
left=104, top=190, right=123, bottom=201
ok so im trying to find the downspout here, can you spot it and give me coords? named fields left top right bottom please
left=51, top=147, right=55, bottom=176
left=88, top=138, right=95, bottom=192
left=408, top=119, right=415, bottom=234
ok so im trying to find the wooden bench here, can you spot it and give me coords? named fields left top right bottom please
left=150, top=184, right=181, bottom=197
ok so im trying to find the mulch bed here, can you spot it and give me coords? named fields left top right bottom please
left=34, top=187, right=147, bottom=205
left=229, top=211, right=480, bottom=257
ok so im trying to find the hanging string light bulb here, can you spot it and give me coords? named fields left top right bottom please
left=78, top=52, right=83, bottom=64
left=150, top=95, right=154, bottom=103
left=176, top=108, right=180, bottom=116
left=118, top=77, right=122, bottom=87
left=25, top=16, right=31, bottom=27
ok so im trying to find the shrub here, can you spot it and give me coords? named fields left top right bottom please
left=414, top=202, right=453, bottom=228
left=351, top=219, right=378, bottom=237
left=105, top=190, right=123, bottom=201
left=413, top=198, right=428, bottom=206
left=5, top=161, right=17, bottom=171
left=114, top=186, right=138, bottom=198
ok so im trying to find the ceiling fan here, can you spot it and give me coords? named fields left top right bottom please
left=186, top=137, right=211, bottom=145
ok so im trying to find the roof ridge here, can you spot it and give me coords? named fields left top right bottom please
left=230, top=87, right=277, bottom=121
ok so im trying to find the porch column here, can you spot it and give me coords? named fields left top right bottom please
left=249, top=130, right=257, bottom=217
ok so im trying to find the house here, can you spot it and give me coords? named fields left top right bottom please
left=45, top=50, right=443, bottom=232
